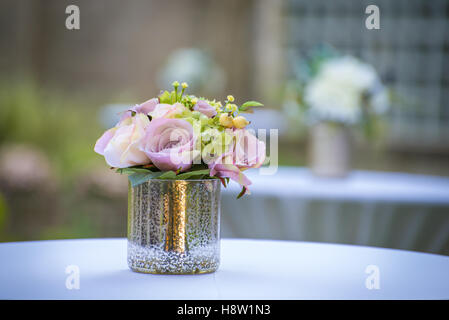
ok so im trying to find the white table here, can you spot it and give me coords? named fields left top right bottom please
left=223, top=167, right=449, bottom=204
left=221, top=167, right=449, bottom=255
left=1, top=238, right=448, bottom=299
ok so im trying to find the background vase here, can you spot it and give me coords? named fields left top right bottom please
left=309, top=122, right=351, bottom=178
left=127, top=179, right=221, bottom=274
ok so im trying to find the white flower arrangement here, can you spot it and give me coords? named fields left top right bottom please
left=304, top=56, right=389, bottom=125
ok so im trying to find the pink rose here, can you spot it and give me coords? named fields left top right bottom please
left=148, top=103, right=187, bottom=119
left=134, top=98, right=159, bottom=114
left=94, top=113, right=151, bottom=168
left=233, top=129, right=266, bottom=169
left=140, top=118, right=195, bottom=172
left=210, top=163, right=252, bottom=188
left=193, top=100, right=217, bottom=118
left=208, top=129, right=265, bottom=188
left=121, top=98, right=158, bottom=120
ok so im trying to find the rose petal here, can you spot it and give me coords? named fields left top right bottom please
left=135, top=98, right=158, bottom=114
left=140, top=118, right=195, bottom=172
left=209, top=163, right=252, bottom=188
left=193, top=100, right=217, bottom=118
left=94, top=127, right=116, bottom=155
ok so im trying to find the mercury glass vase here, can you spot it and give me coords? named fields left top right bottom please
left=127, top=179, right=221, bottom=274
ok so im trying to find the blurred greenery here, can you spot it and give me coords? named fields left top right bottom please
left=0, top=79, right=128, bottom=242
left=0, top=80, right=103, bottom=182
left=0, top=193, right=6, bottom=231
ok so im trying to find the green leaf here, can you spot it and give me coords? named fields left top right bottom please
left=158, top=90, right=171, bottom=104
left=170, top=91, right=178, bottom=104
left=218, top=177, right=227, bottom=187
left=176, top=169, right=210, bottom=180
left=128, top=171, right=164, bottom=187
left=239, top=101, right=264, bottom=112
left=116, top=167, right=154, bottom=175
left=156, top=171, right=177, bottom=180
left=119, top=166, right=213, bottom=186
left=237, top=186, right=248, bottom=199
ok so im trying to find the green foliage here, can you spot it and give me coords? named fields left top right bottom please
left=237, top=186, right=248, bottom=199
left=157, top=171, right=178, bottom=180
left=158, top=90, right=182, bottom=104
left=116, top=167, right=154, bottom=175
left=176, top=169, right=210, bottom=180
left=0, top=193, right=7, bottom=231
left=117, top=165, right=214, bottom=187
left=296, top=44, right=339, bottom=82
left=158, top=90, right=173, bottom=104
left=128, top=171, right=165, bottom=187
left=0, top=80, right=103, bottom=182
left=239, top=101, right=264, bottom=113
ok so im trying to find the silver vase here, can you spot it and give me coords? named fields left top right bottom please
left=127, top=179, right=221, bottom=274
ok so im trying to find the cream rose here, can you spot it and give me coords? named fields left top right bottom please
left=148, top=103, right=188, bottom=119
left=94, top=113, right=150, bottom=168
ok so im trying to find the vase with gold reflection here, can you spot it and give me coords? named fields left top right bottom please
left=127, top=178, right=221, bottom=274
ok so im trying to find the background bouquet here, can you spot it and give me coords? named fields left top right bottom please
left=94, top=81, right=266, bottom=197
left=287, top=47, right=390, bottom=138
left=283, top=47, right=391, bottom=177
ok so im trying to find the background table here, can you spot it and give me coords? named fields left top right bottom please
left=221, top=167, right=449, bottom=255
left=1, top=238, right=448, bottom=299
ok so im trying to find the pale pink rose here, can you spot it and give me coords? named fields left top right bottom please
left=208, top=145, right=252, bottom=188
left=120, top=98, right=158, bottom=120
left=208, top=129, right=265, bottom=188
left=148, top=103, right=187, bottom=119
left=94, top=113, right=151, bottom=168
left=193, top=100, right=217, bottom=118
left=94, top=128, right=116, bottom=155
left=133, top=98, right=159, bottom=114
left=209, top=163, right=252, bottom=188
left=140, top=118, right=195, bottom=172
left=233, top=129, right=266, bottom=169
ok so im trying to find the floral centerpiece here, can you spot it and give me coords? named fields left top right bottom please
left=286, top=47, right=390, bottom=176
left=303, top=55, right=389, bottom=135
left=94, top=81, right=265, bottom=274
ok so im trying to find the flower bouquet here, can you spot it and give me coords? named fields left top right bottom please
left=94, top=81, right=265, bottom=274
left=287, top=48, right=389, bottom=177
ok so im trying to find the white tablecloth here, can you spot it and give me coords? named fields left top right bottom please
left=221, top=167, right=449, bottom=255
left=1, top=238, right=448, bottom=299
left=223, top=167, right=449, bottom=204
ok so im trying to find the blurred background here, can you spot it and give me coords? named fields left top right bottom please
left=1, top=0, right=448, bottom=254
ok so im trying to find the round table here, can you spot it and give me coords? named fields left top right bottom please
left=0, top=238, right=448, bottom=299
left=221, top=167, right=449, bottom=256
